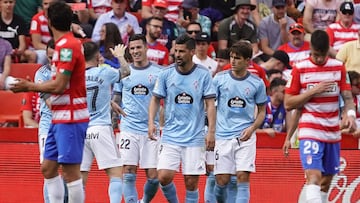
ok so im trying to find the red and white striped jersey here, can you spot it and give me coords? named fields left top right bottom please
left=142, top=0, right=183, bottom=23
left=286, top=57, right=351, bottom=142
left=278, top=41, right=310, bottom=67
left=326, top=22, right=360, bottom=51
left=30, top=11, right=51, bottom=45
left=147, top=42, right=169, bottom=66
left=50, top=32, right=89, bottom=123
left=87, top=0, right=112, bottom=16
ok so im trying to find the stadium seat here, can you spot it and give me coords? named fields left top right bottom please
left=0, top=91, right=24, bottom=127
left=9, top=63, right=41, bottom=80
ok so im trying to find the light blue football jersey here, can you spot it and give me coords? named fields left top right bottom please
left=85, top=66, right=120, bottom=126
left=213, top=70, right=267, bottom=139
left=113, top=63, right=163, bottom=135
left=34, top=64, right=52, bottom=135
left=152, top=64, right=216, bottom=147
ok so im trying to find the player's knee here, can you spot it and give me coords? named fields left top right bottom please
left=236, top=171, right=250, bottom=182
left=215, top=174, right=230, bottom=186
left=184, top=176, right=199, bottom=191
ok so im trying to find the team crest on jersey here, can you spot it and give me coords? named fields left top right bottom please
left=306, top=155, right=312, bottom=165
left=193, top=80, right=199, bottom=90
left=228, top=97, right=246, bottom=108
left=60, top=48, right=73, bottom=62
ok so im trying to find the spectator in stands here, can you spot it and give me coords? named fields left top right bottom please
left=336, top=29, right=360, bottom=73
left=145, top=17, right=169, bottom=66
left=14, top=0, right=41, bottom=31
left=87, top=0, right=112, bottom=25
left=284, top=30, right=356, bottom=203
left=0, top=0, right=35, bottom=63
left=0, top=37, right=12, bottom=90
left=258, top=78, right=289, bottom=137
left=258, top=0, right=295, bottom=57
left=199, top=7, right=224, bottom=42
left=29, top=0, right=55, bottom=65
left=266, top=69, right=282, bottom=83
left=193, top=32, right=217, bottom=76
left=21, top=91, right=40, bottom=128
left=199, top=0, right=235, bottom=19
left=302, top=0, right=342, bottom=33
left=278, top=23, right=310, bottom=67
left=185, top=22, right=216, bottom=60
left=327, top=1, right=360, bottom=58
left=92, top=0, right=141, bottom=44
left=217, top=0, right=259, bottom=55
left=141, top=0, right=183, bottom=24
left=140, top=0, right=178, bottom=52
left=177, top=0, right=212, bottom=37
left=259, top=50, right=292, bottom=81
left=99, top=22, right=124, bottom=69
left=215, top=48, right=230, bottom=74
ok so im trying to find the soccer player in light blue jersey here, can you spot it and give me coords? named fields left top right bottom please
left=112, top=34, right=163, bottom=203
left=148, top=34, right=216, bottom=203
left=34, top=39, right=55, bottom=203
left=212, top=41, right=267, bottom=203
left=80, top=41, right=129, bottom=203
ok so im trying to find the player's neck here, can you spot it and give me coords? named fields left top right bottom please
left=231, top=68, right=247, bottom=78
left=51, top=30, right=70, bottom=42
left=133, top=59, right=150, bottom=68
left=178, top=62, right=194, bottom=73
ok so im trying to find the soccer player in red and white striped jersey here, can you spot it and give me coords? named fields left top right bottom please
left=284, top=30, right=356, bottom=203
left=10, top=2, right=89, bottom=203
left=326, top=1, right=360, bottom=57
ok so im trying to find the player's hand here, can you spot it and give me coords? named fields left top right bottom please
left=148, top=123, right=158, bottom=141
left=110, top=44, right=127, bottom=58
left=279, top=17, right=287, bottom=29
left=10, top=77, right=31, bottom=93
left=342, top=114, right=357, bottom=133
left=239, top=126, right=254, bottom=141
left=312, top=81, right=335, bottom=95
left=110, top=101, right=127, bottom=117
left=205, top=132, right=215, bottom=151
left=283, top=139, right=291, bottom=157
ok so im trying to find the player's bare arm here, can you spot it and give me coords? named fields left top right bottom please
left=283, top=108, right=301, bottom=157
left=205, top=97, right=216, bottom=150
left=148, top=96, right=160, bottom=140
left=110, top=44, right=131, bottom=79
left=284, top=81, right=335, bottom=111
left=341, top=90, right=357, bottom=133
left=240, top=104, right=266, bottom=141
left=11, top=72, right=70, bottom=94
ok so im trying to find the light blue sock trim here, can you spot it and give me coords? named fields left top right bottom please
left=142, top=178, right=159, bottom=203
left=204, top=172, right=216, bottom=203
left=160, top=182, right=178, bottom=203
left=236, top=182, right=250, bottom=203
left=123, top=173, right=138, bottom=203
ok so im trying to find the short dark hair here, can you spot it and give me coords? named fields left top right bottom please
left=146, top=16, right=163, bottom=25
left=83, top=41, right=99, bottom=62
left=48, top=1, right=73, bottom=32
left=186, top=22, right=202, bottom=31
left=266, top=69, right=282, bottom=78
left=175, top=34, right=196, bottom=50
left=129, top=33, right=147, bottom=45
left=229, top=41, right=252, bottom=59
left=311, top=30, right=329, bottom=54
left=46, top=39, right=55, bottom=50
left=270, top=77, right=287, bottom=91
